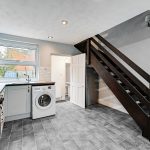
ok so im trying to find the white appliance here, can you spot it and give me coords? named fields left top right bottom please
left=32, top=85, right=56, bottom=119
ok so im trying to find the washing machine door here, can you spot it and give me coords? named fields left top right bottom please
left=35, top=92, right=53, bottom=109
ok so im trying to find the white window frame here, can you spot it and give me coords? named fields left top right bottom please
left=0, top=39, right=39, bottom=82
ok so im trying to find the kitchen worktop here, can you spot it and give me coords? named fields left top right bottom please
left=0, top=81, right=55, bottom=93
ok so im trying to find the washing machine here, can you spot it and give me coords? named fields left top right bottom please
left=32, top=85, right=56, bottom=119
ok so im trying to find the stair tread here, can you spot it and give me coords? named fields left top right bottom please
left=125, top=89, right=131, bottom=93
left=136, top=101, right=141, bottom=104
left=110, top=72, right=115, bottom=76
left=117, top=80, right=122, bottom=84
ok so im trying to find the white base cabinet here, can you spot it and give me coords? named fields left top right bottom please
left=4, top=85, right=31, bottom=121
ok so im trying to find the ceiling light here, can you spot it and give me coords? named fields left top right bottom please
left=61, top=20, right=68, bottom=25
left=48, top=36, right=53, bottom=39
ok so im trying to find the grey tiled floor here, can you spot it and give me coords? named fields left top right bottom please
left=0, top=101, right=150, bottom=150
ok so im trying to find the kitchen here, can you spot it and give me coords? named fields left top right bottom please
left=0, top=29, right=89, bottom=150
left=0, top=32, right=80, bottom=132
left=0, top=0, right=150, bottom=150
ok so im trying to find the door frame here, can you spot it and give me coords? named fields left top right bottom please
left=51, top=54, right=71, bottom=100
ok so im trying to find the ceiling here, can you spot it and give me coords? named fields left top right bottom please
left=0, top=0, right=150, bottom=44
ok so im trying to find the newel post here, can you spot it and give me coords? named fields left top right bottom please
left=86, top=38, right=91, bottom=65
left=148, top=83, right=150, bottom=116
left=148, top=83, right=150, bottom=140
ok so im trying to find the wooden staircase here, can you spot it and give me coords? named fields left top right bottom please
left=75, top=34, right=150, bottom=140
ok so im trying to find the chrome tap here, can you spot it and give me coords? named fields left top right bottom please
left=24, top=74, right=31, bottom=83
left=24, top=74, right=31, bottom=93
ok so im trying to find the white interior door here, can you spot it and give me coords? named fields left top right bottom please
left=70, top=54, right=85, bottom=108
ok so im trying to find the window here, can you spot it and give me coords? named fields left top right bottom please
left=0, top=39, right=39, bottom=82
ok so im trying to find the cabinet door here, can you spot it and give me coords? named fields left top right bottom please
left=6, top=86, right=31, bottom=117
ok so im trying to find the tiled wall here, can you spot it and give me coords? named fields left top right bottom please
left=98, top=79, right=127, bottom=113
left=39, top=67, right=51, bottom=82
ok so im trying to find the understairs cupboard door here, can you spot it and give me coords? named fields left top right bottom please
left=70, top=54, right=85, bottom=108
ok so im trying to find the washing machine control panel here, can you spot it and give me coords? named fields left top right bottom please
left=33, top=85, right=55, bottom=92
left=48, top=85, right=55, bottom=90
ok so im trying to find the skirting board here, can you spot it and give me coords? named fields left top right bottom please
left=5, top=113, right=31, bottom=122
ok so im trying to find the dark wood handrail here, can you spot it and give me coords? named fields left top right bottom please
left=96, top=34, right=150, bottom=83
left=91, top=38, right=149, bottom=96
left=91, top=45, right=150, bottom=108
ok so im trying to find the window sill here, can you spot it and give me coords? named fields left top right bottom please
left=0, top=79, right=38, bottom=83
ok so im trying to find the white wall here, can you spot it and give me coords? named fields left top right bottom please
left=121, top=38, right=150, bottom=73
left=98, top=37, right=150, bottom=113
left=107, top=38, right=150, bottom=87
left=120, top=38, right=150, bottom=86
left=98, top=79, right=127, bottom=113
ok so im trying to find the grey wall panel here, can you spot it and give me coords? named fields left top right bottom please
left=86, top=66, right=99, bottom=106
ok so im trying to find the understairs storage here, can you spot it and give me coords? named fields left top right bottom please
left=75, top=34, right=150, bottom=141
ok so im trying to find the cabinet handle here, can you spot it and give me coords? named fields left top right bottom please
left=27, top=86, right=30, bottom=93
